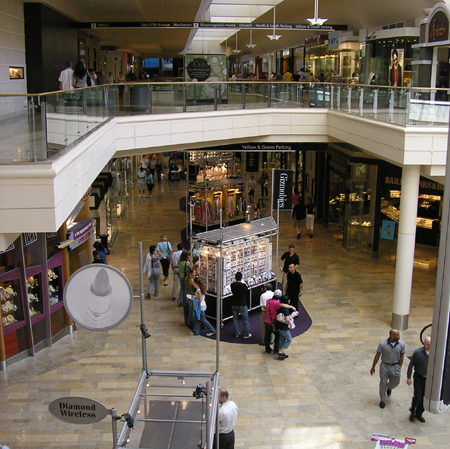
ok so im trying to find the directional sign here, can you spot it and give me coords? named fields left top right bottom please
left=49, top=397, right=109, bottom=424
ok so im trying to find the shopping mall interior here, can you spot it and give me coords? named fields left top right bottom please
left=2, top=0, right=450, bottom=448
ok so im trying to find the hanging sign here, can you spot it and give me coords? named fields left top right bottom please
left=49, top=397, right=109, bottom=424
left=272, top=169, right=294, bottom=211
left=245, top=152, right=260, bottom=172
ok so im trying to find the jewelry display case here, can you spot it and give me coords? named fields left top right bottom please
left=191, top=217, right=278, bottom=326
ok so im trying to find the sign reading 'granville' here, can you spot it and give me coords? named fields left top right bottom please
left=48, top=397, right=109, bottom=424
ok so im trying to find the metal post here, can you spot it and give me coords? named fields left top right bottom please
left=268, top=83, right=272, bottom=107
left=347, top=86, right=352, bottom=113
left=28, top=98, right=37, bottom=162
left=242, top=83, right=246, bottom=109
left=359, top=87, right=364, bottom=116
left=298, top=85, right=303, bottom=108
left=405, top=90, right=411, bottom=125
left=111, top=408, right=118, bottom=449
left=336, top=85, right=341, bottom=110
left=373, top=88, right=378, bottom=119
left=193, top=85, right=197, bottom=106
left=40, top=99, right=48, bottom=161
left=214, top=85, right=218, bottom=111
left=330, top=85, right=334, bottom=109
left=148, top=85, right=153, bottom=114
left=139, top=242, right=147, bottom=372
left=389, top=89, right=394, bottom=122
left=183, top=84, right=187, bottom=112
left=205, top=381, right=212, bottom=448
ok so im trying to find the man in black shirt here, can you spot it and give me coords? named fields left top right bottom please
left=230, top=272, right=251, bottom=338
left=279, top=244, right=299, bottom=291
left=407, top=336, right=431, bottom=423
left=285, top=263, right=303, bottom=311
left=292, top=199, right=306, bottom=240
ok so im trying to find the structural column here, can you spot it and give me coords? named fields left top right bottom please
left=392, top=165, right=421, bottom=330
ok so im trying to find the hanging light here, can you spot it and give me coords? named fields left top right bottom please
left=267, top=0, right=281, bottom=40
left=233, top=31, right=241, bottom=53
left=306, top=0, right=328, bottom=26
left=247, top=0, right=256, bottom=48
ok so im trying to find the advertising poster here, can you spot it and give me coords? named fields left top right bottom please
left=184, top=54, right=228, bottom=103
left=272, top=169, right=294, bottom=211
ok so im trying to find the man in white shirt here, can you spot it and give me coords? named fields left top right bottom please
left=259, top=283, right=273, bottom=346
left=216, top=389, right=238, bottom=449
left=58, top=62, right=73, bottom=90
left=170, top=243, right=183, bottom=301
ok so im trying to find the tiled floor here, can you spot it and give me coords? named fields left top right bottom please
left=0, top=163, right=448, bottom=449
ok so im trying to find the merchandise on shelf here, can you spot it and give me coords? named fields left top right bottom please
left=48, top=268, right=61, bottom=306
left=0, top=283, right=19, bottom=327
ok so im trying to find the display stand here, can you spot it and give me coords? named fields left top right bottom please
left=191, top=217, right=278, bottom=326
left=186, top=152, right=247, bottom=231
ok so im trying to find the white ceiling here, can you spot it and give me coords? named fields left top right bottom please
left=33, top=0, right=442, bottom=58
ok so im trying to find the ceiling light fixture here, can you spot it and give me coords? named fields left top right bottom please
left=267, top=0, right=281, bottom=40
left=247, top=0, right=257, bottom=48
left=306, top=0, right=328, bottom=26
left=233, top=31, right=241, bottom=53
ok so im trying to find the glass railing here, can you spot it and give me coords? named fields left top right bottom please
left=0, top=82, right=448, bottom=164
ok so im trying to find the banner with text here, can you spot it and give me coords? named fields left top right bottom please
left=245, top=152, right=260, bottom=172
left=272, top=169, right=294, bottom=211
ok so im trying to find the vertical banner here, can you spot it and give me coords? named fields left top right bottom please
left=245, top=152, right=260, bottom=172
left=272, top=169, right=294, bottom=211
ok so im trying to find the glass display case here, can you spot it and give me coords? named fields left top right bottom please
left=1, top=277, right=23, bottom=328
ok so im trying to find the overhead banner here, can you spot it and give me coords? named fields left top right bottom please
left=245, top=152, right=260, bottom=172
left=272, top=169, right=294, bottom=211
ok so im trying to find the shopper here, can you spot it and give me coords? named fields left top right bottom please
left=145, top=169, right=154, bottom=198
left=407, top=336, right=431, bottom=423
left=156, top=234, right=172, bottom=287
left=58, top=61, right=73, bottom=90
left=285, top=263, right=303, bottom=311
left=142, top=245, right=163, bottom=298
left=259, top=283, right=274, bottom=346
left=177, top=251, right=190, bottom=307
left=305, top=196, right=316, bottom=238
left=258, top=170, right=270, bottom=198
left=370, top=329, right=405, bottom=409
left=137, top=167, right=146, bottom=198
left=188, top=276, right=215, bottom=337
left=72, top=61, right=88, bottom=88
left=247, top=175, right=257, bottom=203
left=93, top=241, right=109, bottom=265
left=276, top=296, right=296, bottom=360
left=216, top=389, right=239, bottom=449
left=170, top=243, right=183, bottom=301
left=279, top=244, right=300, bottom=292
left=230, top=272, right=251, bottom=338
left=292, top=195, right=306, bottom=239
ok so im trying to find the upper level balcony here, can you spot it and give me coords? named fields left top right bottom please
left=0, top=81, right=448, bottom=243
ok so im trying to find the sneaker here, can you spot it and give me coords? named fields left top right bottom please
left=277, top=353, right=289, bottom=359
left=243, top=334, right=252, bottom=339
left=310, top=234, right=313, bottom=239
left=154, top=294, right=159, bottom=297
left=379, top=401, right=386, bottom=409
left=297, top=233, right=301, bottom=240
left=206, top=332, right=216, bottom=337
left=234, top=333, right=241, bottom=338
left=147, top=293, right=151, bottom=299
left=387, top=388, right=392, bottom=396
left=172, top=297, right=176, bottom=301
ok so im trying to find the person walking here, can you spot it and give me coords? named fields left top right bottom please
left=156, top=235, right=172, bottom=287
left=145, top=169, right=154, bottom=198
left=137, top=167, right=146, bottom=198
left=72, top=61, right=89, bottom=88
left=407, top=336, right=431, bottom=423
left=279, top=244, right=300, bottom=292
left=285, top=263, right=303, bottom=311
left=177, top=251, right=190, bottom=307
left=187, top=275, right=215, bottom=337
left=142, top=245, right=163, bottom=298
left=259, top=283, right=274, bottom=346
left=276, top=296, right=296, bottom=360
left=292, top=195, right=306, bottom=239
left=258, top=170, right=270, bottom=199
left=370, top=329, right=405, bottom=409
left=305, top=196, right=316, bottom=238
left=58, top=61, right=73, bottom=90
left=170, top=243, right=183, bottom=301
left=215, top=389, right=238, bottom=449
left=247, top=175, right=257, bottom=203
left=230, top=272, right=251, bottom=338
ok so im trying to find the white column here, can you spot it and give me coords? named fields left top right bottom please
left=392, top=165, right=421, bottom=330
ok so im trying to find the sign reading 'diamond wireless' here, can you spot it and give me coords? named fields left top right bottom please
left=48, top=397, right=109, bottom=424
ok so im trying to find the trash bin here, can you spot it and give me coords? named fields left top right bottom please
left=130, top=85, right=149, bottom=112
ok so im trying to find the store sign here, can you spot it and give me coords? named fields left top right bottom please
left=272, top=169, right=294, bottom=211
left=428, top=10, right=449, bottom=43
left=67, top=219, right=93, bottom=251
left=49, top=397, right=109, bottom=424
left=381, top=220, right=395, bottom=241
left=245, top=152, right=259, bottom=172
left=64, top=265, right=133, bottom=331
left=328, top=31, right=339, bottom=50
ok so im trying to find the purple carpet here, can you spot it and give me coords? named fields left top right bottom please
left=202, top=300, right=312, bottom=344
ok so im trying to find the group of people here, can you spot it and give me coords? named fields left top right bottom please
left=370, top=328, right=431, bottom=423
left=91, top=241, right=109, bottom=265
left=291, top=190, right=317, bottom=239
left=58, top=61, right=125, bottom=90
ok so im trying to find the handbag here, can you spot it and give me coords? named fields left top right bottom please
left=200, top=299, right=207, bottom=311
left=276, top=312, right=289, bottom=324
left=165, top=242, right=172, bottom=260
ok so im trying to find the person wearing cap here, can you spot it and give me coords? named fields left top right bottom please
left=259, top=283, right=274, bottom=345
left=230, top=272, right=251, bottom=338
left=264, top=289, right=295, bottom=355
left=280, top=244, right=299, bottom=292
